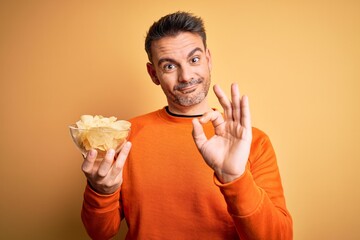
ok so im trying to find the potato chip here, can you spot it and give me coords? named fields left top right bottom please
left=74, top=115, right=131, bottom=153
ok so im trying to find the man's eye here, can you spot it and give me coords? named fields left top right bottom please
left=164, top=64, right=176, bottom=71
left=191, top=57, right=200, bottom=63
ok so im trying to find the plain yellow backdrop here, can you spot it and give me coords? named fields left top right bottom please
left=1, top=1, right=359, bottom=239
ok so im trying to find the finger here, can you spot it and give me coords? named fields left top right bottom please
left=97, top=149, right=115, bottom=178
left=213, top=84, right=232, bottom=120
left=200, top=110, right=224, bottom=128
left=192, top=118, right=208, bottom=149
left=231, top=83, right=241, bottom=122
left=111, top=141, right=132, bottom=177
left=241, top=95, right=252, bottom=129
left=82, top=149, right=97, bottom=174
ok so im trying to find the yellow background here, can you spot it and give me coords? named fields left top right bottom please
left=1, top=1, right=359, bottom=239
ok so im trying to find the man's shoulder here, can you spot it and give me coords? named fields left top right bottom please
left=252, top=127, right=271, bottom=144
left=127, top=108, right=166, bottom=139
left=252, top=126, right=267, bottom=137
left=129, top=108, right=163, bottom=125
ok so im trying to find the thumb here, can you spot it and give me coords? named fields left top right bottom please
left=192, top=118, right=207, bottom=149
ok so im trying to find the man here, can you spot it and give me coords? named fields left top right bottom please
left=81, top=11, right=293, bottom=239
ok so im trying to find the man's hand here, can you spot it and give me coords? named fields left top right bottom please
left=192, top=83, right=252, bottom=183
left=81, top=142, right=132, bottom=194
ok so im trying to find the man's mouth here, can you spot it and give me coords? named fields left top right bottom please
left=178, top=84, right=197, bottom=93
left=174, top=79, right=202, bottom=93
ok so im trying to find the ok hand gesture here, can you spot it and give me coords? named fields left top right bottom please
left=192, top=83, right=252, bottom=183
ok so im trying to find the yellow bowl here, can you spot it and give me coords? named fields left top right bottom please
left=69, top=124, right=130, bottom=159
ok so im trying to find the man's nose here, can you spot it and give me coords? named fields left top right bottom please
left=179, top=65, right=193, bottom=82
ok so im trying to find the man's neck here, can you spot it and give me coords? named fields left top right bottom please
left=167, top=101, right=212, bottom=116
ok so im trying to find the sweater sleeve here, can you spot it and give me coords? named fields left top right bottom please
left=81, top=184, right=123, bottom=240
left=214, top=130, right=293, bottom=240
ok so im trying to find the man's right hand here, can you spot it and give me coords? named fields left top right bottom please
left=81, top=142, right=132, bottom=195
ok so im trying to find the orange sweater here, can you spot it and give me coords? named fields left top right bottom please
left=81, top=108, right=293, bottom=239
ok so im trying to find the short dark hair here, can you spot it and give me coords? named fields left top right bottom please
left=145, top=11, right=207, bottom=62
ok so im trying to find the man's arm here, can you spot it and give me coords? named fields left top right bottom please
left=81, top=185, right=123, bottom=240
left=80, top=142, right=131, bottom=239
left=215, top=130, right=292, bottom=239
left=192, top=83, right=292, bottom=239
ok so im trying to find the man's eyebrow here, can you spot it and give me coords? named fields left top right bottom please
left=187, top=47, right=203, bottom=58
left=157, top=58, right=176, bottom=67
left=157, top=47, right=204, bottom=67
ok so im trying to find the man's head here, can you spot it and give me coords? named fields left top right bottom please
left=145, top=11, right=207, bottom=63
left=145, top=12, right=212, bottom=115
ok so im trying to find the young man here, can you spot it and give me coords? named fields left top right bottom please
left=81, top=12, right=293, bottom=239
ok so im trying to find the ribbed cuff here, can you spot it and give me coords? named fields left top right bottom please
left=214, top=170, right=263, bottom=217
left=83, top=184, right=120, bottom=213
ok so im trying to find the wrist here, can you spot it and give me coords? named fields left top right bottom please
left=216, top=174, right=240, bottom=184
left=87, top=180, right=120, bottom=195
left=215, top=171, right=244, bottom=184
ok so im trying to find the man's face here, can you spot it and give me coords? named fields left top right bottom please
left=147, top=32, right=212, bottom=112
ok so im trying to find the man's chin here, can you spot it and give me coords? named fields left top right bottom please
left=175, top=93, right=206, bottom=107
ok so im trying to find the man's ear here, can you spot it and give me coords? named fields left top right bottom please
left=146, top=62, right=160, bottom=85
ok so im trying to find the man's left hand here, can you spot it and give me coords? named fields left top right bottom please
left=192, top=83, right=252, bottom=183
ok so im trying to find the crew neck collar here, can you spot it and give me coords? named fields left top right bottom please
left=165, top=106, right=203, bottom=118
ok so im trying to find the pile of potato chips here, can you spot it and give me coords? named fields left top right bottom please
left=75, top=115, right=131, bottom=152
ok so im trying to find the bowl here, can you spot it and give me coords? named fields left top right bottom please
left=69, top=124, right=130, bottom=160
